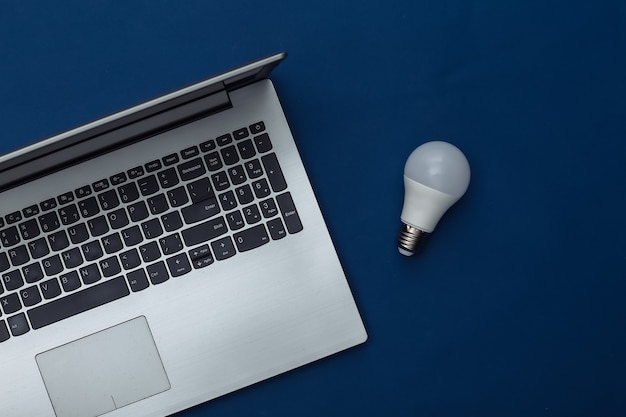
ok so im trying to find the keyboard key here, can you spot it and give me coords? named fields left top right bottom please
left=219, top=191, right=238, bottom=211
left=211, top=171, right=230, bottom=191
left=259, top=198, right=279, bottom=218
left=249, top=121, right=265, bottom=134
left=108, top=208, right=130, bottom=230
left=267, top=218, right=287, bottom=240
left=237, top=139, right=256, bottom=159
left=39, top=211, right=61, bottom=233
left=244, top=159, right=264, bottom=179
left=147, top=194, right=169, bottom=215
left=252, top=178, right=271, bottom=199
left=181, top=216, right=228, bottom=247
left=0, top=253, right=9, bottom=273
left=189, top=245, right=214, bottom=269
left=23, top=205, right=40, bottom=218
left=226, top=210, right=245, bottom=231
left=253, top=133, right=273, bottom=153
left=75, top=185, right=92, bottom=199
left=204, top=152, right=223, bottom=172
left=19, top=219, right=41, bottom=240
left=181, top=146, right=199, bottom=159
left=227, top=165, right=247, bottom=185
left=166, top=253, right=192, bottom=277
left=162, top=153, right=180, bottom=166
left=128, top=201, right=150, bottom=222
left=261, top=153, right=287, bottom=192
left=178, top=158, right=206, bottom=181
left=121, top=225, right=143, bottom=246
left=159, top=234, right=183, bottom=256
left=0, top=321, right=9, bottom=343
left=61, top=248, right=84, bottom=269
left=141, top=219, right=163, bottom=240
left=167, top=186, right=190, bottom=207
left=87, top=215, right=110, bottom=237
left=233, top=224, right=270, bottom=252
left=127, top=166, right=144, bottom=179
left=99, top=256, right=122, bottom=278
left=126, top=269, right=149, bottom=292
left=221, top=145, right=239, bottom=165
left=182, top=199, right=220, bottom=224
left=120, top=248, right=142, bottom=270
left=1, top=292, right=21, bottom=314
left=42, top=254, right=64, bottom=276
left=138, top=175, right=160, bottom=196
left=157, top=168, right=180, bottom=189
left=8, top=245, right=31, bottom=267
left=242, top=204, right=262, bottom=225
left=235, top=184, right=254, bottom=205
left=145, top=160, right=162, bottom=173
left=60, top=271, right=81, bottom=292
left=211, top=236, right=236, bottom=261
left=161, top=211, right=183, bottom=232
left=233, top=127, right=249, bottom=140
left=59, top=204, right=80, bottom=225
left=40, top=278, right=62, bottom=300
left=78, top=197, right=100, bottom=218
left=102, top=233, right=123, bottom=254
left=80, top=264, right=102, bottom=285
left=48, top=230, right=70, bottom=251
left=118, top=182, right=140, bottom=204
left=1, top=226, right=21, bottom=247
left=98, top=189, right=120, bottom=211
left=82, top=241, right=104, bottom=261
left=28, top=276, right=130, bottom=330
left=147, top=261, right=169, bottom=285
left=216, top=133, right=232, bottom=146
left=110, top=172, right=127, bottom=186
left=2, top=270, right=24, bottom=291
left=68, top=223, right=90, bottom=244
left=40, top=198, right=58, bottom=211
left=20, top=285, right=42, bottom=307
left=277, top=192, right=303, bottom=234
left=139, top=242, right=161, bottom=263
left=7, top=313, right=29, bottom=336
left=187, top=178, right=214, bottom=203
left=92, top=179, right=109, bottom=192
left=23, top=263, right=44, bottom=283
left=6, top=211, right=23, bottom=224
left=57, top=191, right=75, bottom=205
left=199, top=139, right=216, bottom=152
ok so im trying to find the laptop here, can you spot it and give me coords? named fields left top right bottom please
left=0, top=52, right=367, bottom=417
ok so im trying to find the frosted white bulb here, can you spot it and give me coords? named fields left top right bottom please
left=398, top=141, right=470, bottom=256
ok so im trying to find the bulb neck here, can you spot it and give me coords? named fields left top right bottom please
left=398, top=223, right=428, bottom=256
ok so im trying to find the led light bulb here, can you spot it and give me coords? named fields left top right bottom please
left=398, top=141, right=470, bottom=256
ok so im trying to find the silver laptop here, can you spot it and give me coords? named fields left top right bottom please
left=0, top=53, right=367, bottom=417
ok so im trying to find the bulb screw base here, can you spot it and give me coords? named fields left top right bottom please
left=398, top=224, right=427, bottom=256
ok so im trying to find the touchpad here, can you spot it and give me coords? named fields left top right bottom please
left=36, top=316, right=170, bottom=417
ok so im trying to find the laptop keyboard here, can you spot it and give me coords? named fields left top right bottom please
left=0, top=121, right=303, bottom=342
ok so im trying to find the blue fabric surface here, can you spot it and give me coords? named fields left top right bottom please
left=1, top=1, right=625, bottom=415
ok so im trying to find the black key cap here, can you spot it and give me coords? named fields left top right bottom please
left=40, top=198, right=57, bottom=211
left=237, top=139, right=256, bottom=159
left=7, top=313, right=29, bottom=336
left=120, top=248, right=142, bottom=270
left=187, top=178, right=214, bottom=203
left=166, top=253, right=192, bottom=277
left=110, top=172, right=127, bottom=186
left=227, top=165, right=247, bottom=185
left=20, top=285, right=42, bottom=307
left=68, top=223, right=90, bottom=244
left=2, top=270, right=24, bottom=291
left=138, top=175, right=160, bottom=196
left=127, top=166, right=144, bottom=179
left=42, top=254, right=64, bottom=276
left=251, top=178, right=271, bottom=199
left=147, top=261, right=169, bottom=285
left=244, top=159, right=264, bottom=179
left=235, top=184, right=254, bottom=205
left=23, top=263, right=44, bottom=283
left=259, top=198, right=279, bottom=218
left=0, top=253, right=9, bottom=273
left=6, top=211, right=22, bottom=224
left=204, top=151, right=223, bottom=171
left=242, top=204, right=262, bottom=225
left=177, top=158, right=206, bottom=181
left=102, top=233, right=123, bottom=254
left=157, top=167, right=180, bottom=189
left=61, top=247, right=83, bottom=269
left=261, top=153, right=287, bottom=192
left=167, top=186, right=190, bottom=207
left=19, top=219, right=40, bottom=240
left=141, top=219, right=163, bottom=240
left=267, top=218, right=287, bottom=240
left=23, top=205, right=40, bottom=218
left=161, top=211, right=183, bottom=232
left=78, top=197, right=100, bottom=218
left=118, top=182, right=140, bottom=204
left=59, top=204, right=80, bottom=225
left=211, top=236, right=236, bottom=261
left=200, top=139, right=216, bottom=152
left=57, top=192, right=75, bottom=205
left=189, top=245, right=214, bottom=269
left=60, top=270, right=81, bottom=292
left=181, top=146, right=199, bottom=159
left=8, top=245, right=31, bottom=267
left=99, top=256, right=122, bottom=278
left=39, top=211, right=61, bottom=233
left=122, top=225, right=143, bottom=246
left=147, top=194, right=169, bottom=215
left=28, top=276, right=130, bottom=330
left=82, top=241, right=104, bottom=261
left=108, top=208, right=130, bottom=230
left=128, top=201, right=150, bottom=222
left=182, top=199, right=220, bottom=224
left=226, top=210, right=245, bottom=231
left=1, top=292, right=21, bottom=314
left=163, top=153, right=179, bottom=166
left=145, top=160, right=162, bottom=172
left=127, top=269, right=149, bottom=292
left=221, top=145, right=239, bottom=165
left=80, top=264, right=101, bottom=285
left=98, top=189, right=120, bottom=211
left=92, top=179, right=109, bottom=192
left=87, top=215, right=110, bottom=237
left=277, top=192, right=304, bottom=234
left=233, top=224, right=270, bottom=252
left=211, top=171, right=230, bottom=191
left=249, top=121, right=265, bottom=134
left=139, top=242, right=161, bottom=263
left=1, top=226, right=21, bottom=247
left=181, top=216, right=228, bottom=247
left=75, top=185, right=92, bottom=199
left=0, top=321, right=9, bottom=342
left=219, top=191, right=238, bottom=211
left=159, top=233, right=183, bottom=256
left=233, top=127, right=249, bottom=140
left=40, top=278, right=62, bottom=300
left=216, top=133, right=232, bottom=146
left=48, top=230, right=70, bottom=251
left=0, top=218, right=4, bottom=228
left=254, top=133, right=273, bottom=153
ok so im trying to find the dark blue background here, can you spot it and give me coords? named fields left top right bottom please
left=2, top=1, right=625, bottom=416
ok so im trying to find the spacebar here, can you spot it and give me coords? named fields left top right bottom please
left=28, top=277, right=130, bottom=330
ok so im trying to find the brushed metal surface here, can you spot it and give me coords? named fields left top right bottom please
left=0, top=79, right=366, bottom=416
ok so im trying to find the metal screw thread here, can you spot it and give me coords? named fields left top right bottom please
left=398, top=224, right=426, bottom=255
